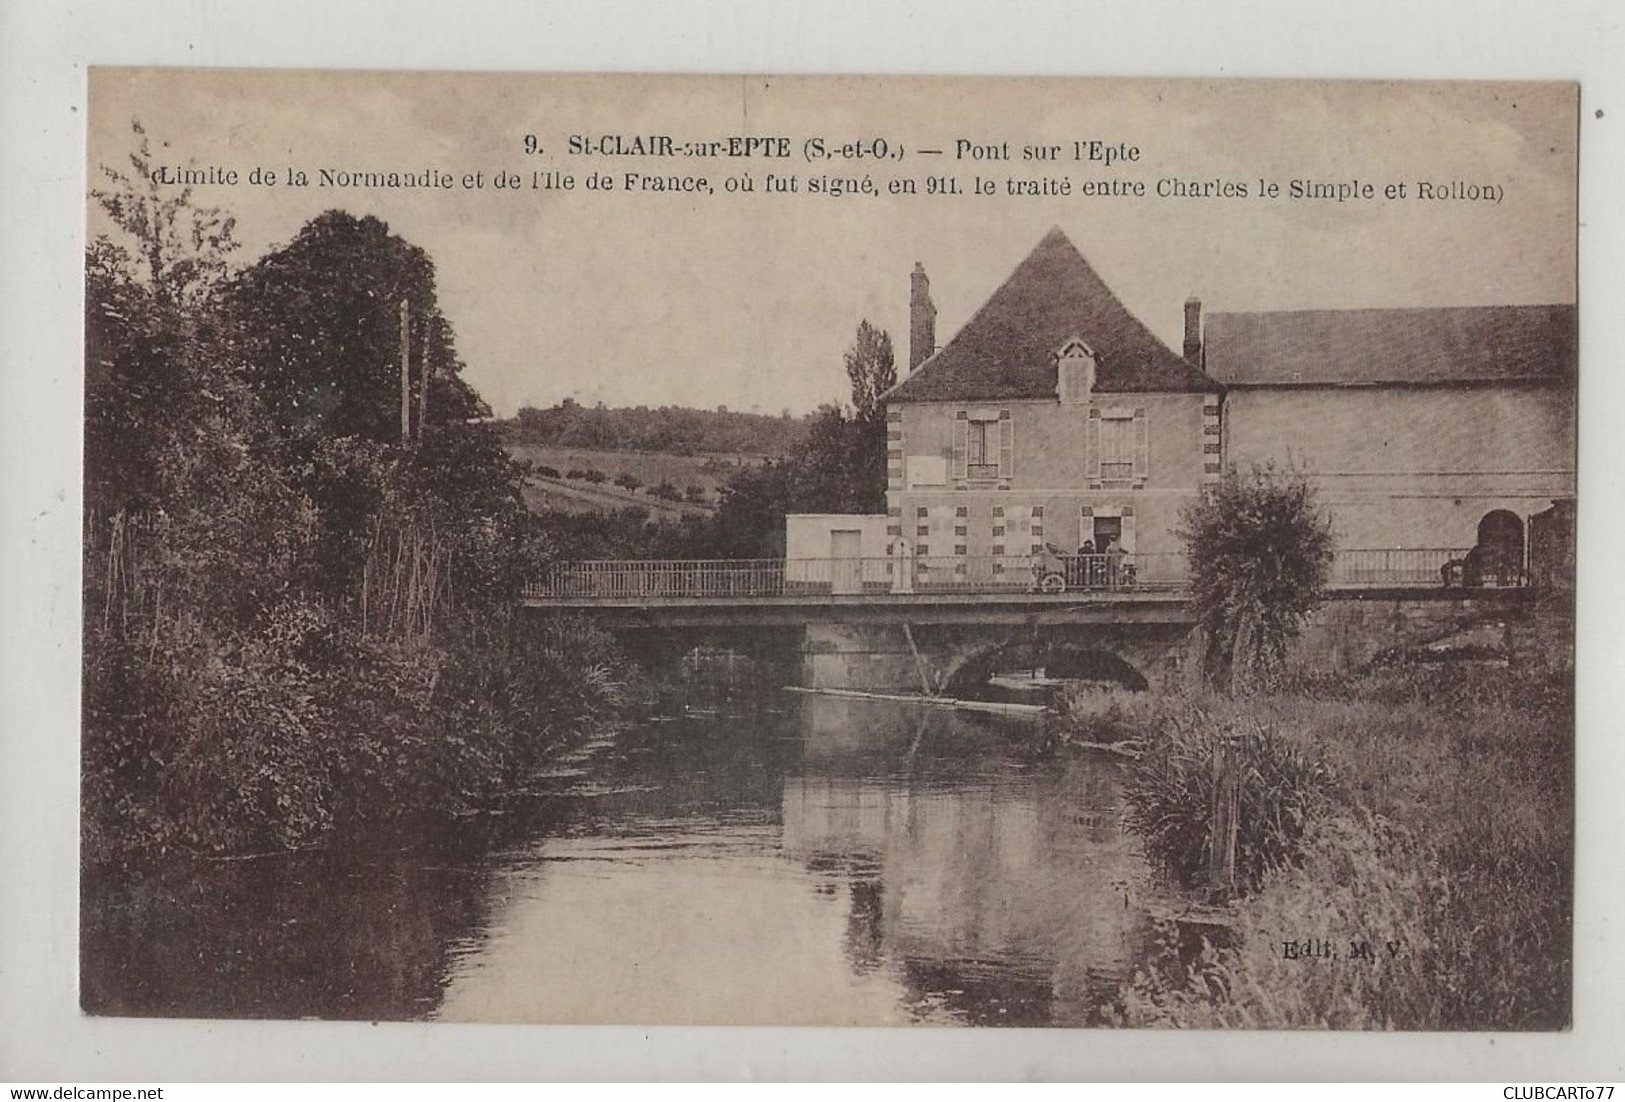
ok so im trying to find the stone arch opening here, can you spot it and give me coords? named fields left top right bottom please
left=1478, top=509, right=1523, bottom=553
left=1474, top=509, right=1525, bottom=586
left=941, top=641, right=1149, bottom=699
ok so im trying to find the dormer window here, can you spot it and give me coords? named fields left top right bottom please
left=1057, top=337, right=1096, bottom=405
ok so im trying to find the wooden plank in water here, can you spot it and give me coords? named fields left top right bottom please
left=781, top=685, right=1047, bottom=716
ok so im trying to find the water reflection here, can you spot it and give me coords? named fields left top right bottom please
left=81, top=845, right=492, bottom=1020
left=780, top=698, right=1159, bottom=1026
left=84, top=693, right=1166, bottom=1026
left=436, top=696, right=1163, bottom=1026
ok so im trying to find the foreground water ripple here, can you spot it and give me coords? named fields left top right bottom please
left=84, top=693, right=1169, bottom=1027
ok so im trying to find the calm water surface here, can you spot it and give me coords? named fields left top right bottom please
left=84, top=694, right=1170, bottom=1026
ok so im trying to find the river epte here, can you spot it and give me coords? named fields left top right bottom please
left=84, top=694, right=1174, bottom=1027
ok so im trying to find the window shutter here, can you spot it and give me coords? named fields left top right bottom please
left=951, top=412, right=968, bottom=479
left=1120, top=510, right=1137, bottom=554
left=998, top=410, right=1013, bottom=478
left=1086, top=408, right=1102, bottom=479
left=1132, top=407, right=1149, bottom=480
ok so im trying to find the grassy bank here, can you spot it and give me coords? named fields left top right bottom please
left=1059, top=663, right=1572, bottom=1029
left=81, top=581, right=638, bottom=866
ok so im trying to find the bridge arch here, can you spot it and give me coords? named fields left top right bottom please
left=938, top=638, right=1150, bottom=698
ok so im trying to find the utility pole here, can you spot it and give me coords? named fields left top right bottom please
left=399, top=298, right=412, bottom=445
left=418, top=313, right=432, bottom=443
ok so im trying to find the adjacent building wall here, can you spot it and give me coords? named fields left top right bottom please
left=784, top=514, right=890, bottom=560
left=783, top=514, right=894, bottom=594
left=1222, top=384, right=1575, bottom=550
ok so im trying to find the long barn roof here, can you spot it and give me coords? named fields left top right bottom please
left=886, top=228, right=1219, bottom=402
left=1203, top=304, right=1577, bottom=387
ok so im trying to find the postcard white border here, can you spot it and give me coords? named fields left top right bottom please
left=3, top=0, right=1622, bottom=1082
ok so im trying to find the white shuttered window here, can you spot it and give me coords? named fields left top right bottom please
left=953, top=409, right=1013, bottom=480
left=1095, top=406, right=1149, bottom=483
left=1100, top=415, right=1133, bottom=479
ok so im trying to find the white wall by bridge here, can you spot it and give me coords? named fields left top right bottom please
left=785, top=513, right=890, bottom=561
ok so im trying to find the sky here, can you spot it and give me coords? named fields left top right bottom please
left=87, top=71, right=1577, bottom=418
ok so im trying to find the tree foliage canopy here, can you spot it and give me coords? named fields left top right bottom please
left=82, top=122, right=616, bottom=862
left=222, top=211, right=488, bottom=447
left=92, top=120, right=238, bottom=309
left=1179, top=463, right=1335, bottom=690
left=844, top=319, right=896, bottom=427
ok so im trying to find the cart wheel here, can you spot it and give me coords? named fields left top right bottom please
left=1039, top=572, right=1066, bottom=594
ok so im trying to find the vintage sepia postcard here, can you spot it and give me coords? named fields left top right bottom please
left=81, top=69, right=1576, bottom=1030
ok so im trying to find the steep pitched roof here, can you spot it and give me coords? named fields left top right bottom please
left=886, top=228, right=1218, bottom=402
left=1204, top=304, right=1576, bottom=387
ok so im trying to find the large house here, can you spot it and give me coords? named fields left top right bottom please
left=881, top=228, right=1218, bottom=590
left=786, top=227, right=1576, bottom=592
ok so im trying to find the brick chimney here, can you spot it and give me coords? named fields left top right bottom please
left=1182, top=295, right=1202, bottom=365
left=909, top=262, right=937, bottom=372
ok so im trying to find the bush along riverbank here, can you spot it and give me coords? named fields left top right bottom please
left=82, top=143, right=651, bottom=868
left=1053, top=662, right=1572, bottom=1029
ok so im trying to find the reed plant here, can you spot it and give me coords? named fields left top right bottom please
left=1113, top=663, right=1572, bottom=1029
left=1121, top=701, right=1335, bottom=893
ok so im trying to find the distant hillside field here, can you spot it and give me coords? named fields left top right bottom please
left=500, top=401, right=817, bottom=521
left=519, top=475, right=708, bottom=520
left=503, top=400, right=811, bottom=457
left=506, top=443, right=769, bottom=518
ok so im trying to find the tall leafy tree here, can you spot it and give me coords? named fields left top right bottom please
left=844, top=320, right=896, bottom=426
left=83, top=126, right=622, bottom=863
left=843, top=320, right=896, bottom=514
left=1179, top=463, right=1335, bottom=691
left=218, top=211, right=536, bottom=614
left=221, top=211, right=485, bottom=449
left=86, top=121, right=243, bottom=514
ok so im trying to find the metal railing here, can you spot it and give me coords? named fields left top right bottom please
left=528, top=552, right=1189, bottom=600
left=525, top=546, right=1530, bottom=601
left=535, top=558, right=790, bottom=599
left=1328, top=548, right=1475, bottom=588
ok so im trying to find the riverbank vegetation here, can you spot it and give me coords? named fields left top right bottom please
left=1055, top=464, right=1570, bottom=1028
left=1062, top=661, right=1572, bottom=1029
left=1119, top=703, right=1335, bottom=894
left=1182, top=462, right=1335, bottom=692
left=83, top=124, right=632, bottom=865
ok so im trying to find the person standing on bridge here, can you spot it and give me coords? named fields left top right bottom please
left=1104, top=537, right=1127, bottom=587
left=1075, top=539, right=1097, bottom=590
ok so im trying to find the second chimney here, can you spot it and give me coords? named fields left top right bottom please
left=1182, top=296, right=1202, bottom=365
left=909, top=262, right=937, bottom=372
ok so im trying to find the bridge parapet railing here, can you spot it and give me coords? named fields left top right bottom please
left=530, top=559, right=789, bottom=599
left=528, top=552, right=1189, bottom=599
left=527, top=547, right=1519, bottom=600
left=1329, top=548, right=1477, bottom=588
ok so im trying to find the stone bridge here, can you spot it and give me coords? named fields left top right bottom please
left=524, top=585, right=1545, bottom=696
